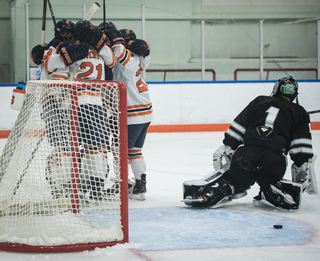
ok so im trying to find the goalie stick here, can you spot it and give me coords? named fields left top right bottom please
left=69, top=2, right=101, bottom=80
left=308, top=109, right=320, bottom=114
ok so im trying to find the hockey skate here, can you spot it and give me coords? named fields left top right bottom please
left=105, top=177, right=120, bottom=196
left=128, top=174, right=147, bottom=201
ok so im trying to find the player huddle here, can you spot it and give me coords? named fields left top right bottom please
left=30, top=19, right=152, bottom=201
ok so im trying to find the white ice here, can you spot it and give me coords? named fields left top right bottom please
left=0, top=131, right=320, bottom=261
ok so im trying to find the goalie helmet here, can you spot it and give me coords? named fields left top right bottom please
left=119, top=29, right=136, bottom=47
left=55, top=19, right=75, bottom=41
left=99, top=21, right=117, bottom=32
left=271, top=76, right=298, bottom=102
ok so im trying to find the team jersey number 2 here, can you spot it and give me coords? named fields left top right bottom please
left=135, top=69, right=148, bottom=93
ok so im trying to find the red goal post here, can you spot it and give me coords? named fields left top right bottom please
left=0, top=79, right=128, bottom=252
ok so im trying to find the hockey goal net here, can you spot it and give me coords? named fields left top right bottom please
left=0, top=79, right=128, bottom=252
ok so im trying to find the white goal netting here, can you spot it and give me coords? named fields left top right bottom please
left=0, top=79, right=128, bottom=252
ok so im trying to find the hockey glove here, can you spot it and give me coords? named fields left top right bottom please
left=291, top=160, right=312, bottom=192
left=212, top=145, right=234, bottom=170
left=129, top=39, right=150, bottom=57
left=58, top=41, right=89, bottom=66
left=76, top=24, right=106, bottom=52
left=31, top=45, right=45, bottom=65
left=105, top=29, right=125, bottom=46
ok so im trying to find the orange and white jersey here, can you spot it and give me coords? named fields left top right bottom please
left=71, top=45, right=115, bottom=80
left=41, top=41, right=69, bottom=80
left=41, top=42, right=115, bottom=81
left=112, top=43, right=153, bottom=125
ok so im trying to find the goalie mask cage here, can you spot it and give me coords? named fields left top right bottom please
left=0, top=79, right=128, bottom=253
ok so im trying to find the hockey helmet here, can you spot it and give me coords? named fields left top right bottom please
left=272, top=76, right=298, bottom=102
left=99, top=21, right=117, bottom=32
left=119, top=29, right=136, bottom=46
left=55, top=19, right=75, bottom=41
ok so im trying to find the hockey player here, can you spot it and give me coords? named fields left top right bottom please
left=105, top=26, right=153, bottom=200
left=31, top=19, right=116, bottom=200
left=73, top=20, right=116, bottom=200
left=182, top=76, right=315, bottom=210
left=97, top=21, right=117, bottom=80
left=31, top=19, right=90, bottom=80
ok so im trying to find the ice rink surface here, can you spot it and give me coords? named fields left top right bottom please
left=0, top=131, right=319, bottom=261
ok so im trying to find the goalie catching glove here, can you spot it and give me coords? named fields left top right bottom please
left=212, top=144, right=234, bottom=170
left=129, top=39, right=150, bottom=57
left=57, top=41, right=89, bottom=66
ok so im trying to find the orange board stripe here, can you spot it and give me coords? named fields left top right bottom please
left=0, top=122, right=319, bottom=138
left=147, top=124, right=231, bottom=133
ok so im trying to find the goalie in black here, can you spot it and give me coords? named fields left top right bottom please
left=182, top=76, right=316, bottom=210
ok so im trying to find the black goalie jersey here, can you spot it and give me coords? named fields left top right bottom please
left=223, top=95, right=313, bottom=167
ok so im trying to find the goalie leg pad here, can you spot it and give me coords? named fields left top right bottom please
left=254, top=180, right=302, bottom=210
left=182, top=169, right=237, bottom=208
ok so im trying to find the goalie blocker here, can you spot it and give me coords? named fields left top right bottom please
left=291, top=155, right=318, bottom=195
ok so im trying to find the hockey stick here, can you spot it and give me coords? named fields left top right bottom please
left=12, top=133, right=46, bottom=198
left=47, top=0, right=57, bottom=28
left=69, top=2, right=101, bottom=80
left=308, top=109, right=320, bottom=114
left=103, top=0, right=106, bottom=33
left=41, top=0, right=47, bottom=46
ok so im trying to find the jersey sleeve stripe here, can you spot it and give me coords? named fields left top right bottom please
left=290, top=138, right=313, bottom=147
left=127, top=109, right=153, bottom=117
left=51, top=74, right=68, bottom=80
left=225, top=128, right=244, bottom=142
left=128, top=103, right=152, bottom=110
left=106, top=52, right=116, bottom=69
left=289, top=147, right=314, bottom=155
left=117, top=49, right=131, bottom=66
left=230, top=121, right=246, bottom=134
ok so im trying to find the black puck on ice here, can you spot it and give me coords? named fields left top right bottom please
left=273, top=225, right=283, bottom=229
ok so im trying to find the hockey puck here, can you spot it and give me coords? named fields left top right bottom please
left=273, top=225, right=283, bottom=229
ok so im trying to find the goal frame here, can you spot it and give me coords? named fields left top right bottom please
left=0, top=79, right=129, bottom=253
